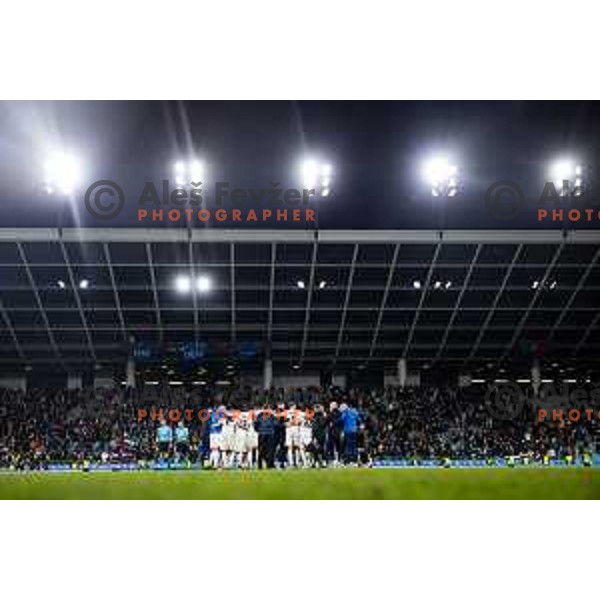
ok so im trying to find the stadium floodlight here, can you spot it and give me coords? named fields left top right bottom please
left=532, top=280, right=539, bottom=290
left=296, top=280, right=306, bottom=289
left=190, top=160, right=203, bottom=181
left=422, top=156, right=460, bottom=197
left=43, top=150, right=82, bottom=196
left=434, top=280, right=442, bottom=289
left=302, top=158, right=333, bottom=196
left=550, top=158, right=585, bottom=196
left=56, top=279, right=66, bottom=290
left=79, top=279, right=89, bottom=290
left=175, top=275, right=192, bottom=293
left=173, top=159, right=203, bottom=187
left=413, top=280, right=421, bottom=289
left=318, top=280, right=327, bottom=289
left=196, top=276, right=211, bottom=293
left=445, top=281, right=452, bottom=289
left=552, top=160, right=574, bottom=182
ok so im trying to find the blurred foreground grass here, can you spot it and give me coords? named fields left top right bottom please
left=0, top=468, right=598, bottom=499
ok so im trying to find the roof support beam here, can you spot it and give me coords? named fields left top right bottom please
left=187, top=230, right=199, bottom=341
left=103, top=243, right=127, bottom=341
left=230, top=242, right=236, bottom=344
left=16, top=241, right=65, bottom=369
left=0, top=299, right=26, bottom=362
left=404, top=241, right=442, bottom=358
left=58, top=239, right=97, bottom=362
left=466, top=244, right=523, bottom=364
left=368, top=244, right=400, bottom=359
left=145, top=243, right=163, bottom=342
left=333, top=244, right=360, bottom=368
left=575, top=312, right=600, bottom=356
left=266, top=242, right=276, bottom=349
left=546, top=247, right=600, bottom=345
left=435, top=244, right=482, bottom=361
left=502, top=242, right=565, bottom=360
left=299, top=239, right=319, bottom=366
left=2, top=228, right=600, bottom=245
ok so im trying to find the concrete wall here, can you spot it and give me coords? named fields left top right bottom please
left=273, top=374, right=320, bottom=389
left=67, top=374, right=83, bottom=390
left=0, top=377, right=26, bottom=391
left=384, top=372, right=421, bottom=387
left=239, top=373, right=321, bottom=390
left=93, top=376, right=116, bottom=389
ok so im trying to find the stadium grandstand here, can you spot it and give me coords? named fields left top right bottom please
left=0, top=226, right=599, bottom=480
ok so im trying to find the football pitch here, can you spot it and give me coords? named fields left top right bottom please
left=0, top=468, right=599, bottom=499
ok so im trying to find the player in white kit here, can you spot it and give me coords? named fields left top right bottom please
left=241, top=410, right=258, bottom=469
left=294, top=408, right=311, bottom=468
left=230, top=414, right=247, bottom=468
left=299, top=411, right=313, bottom=466
left=220, top=414, right=236, bottom=469
left=285, top=405, right=298, bottom=467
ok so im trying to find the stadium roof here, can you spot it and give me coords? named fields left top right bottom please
left=1, top=227, right=599, bottom=375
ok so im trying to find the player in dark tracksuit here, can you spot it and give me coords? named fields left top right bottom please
left=273, top=403, right=287, bottom=467
left=311, top=405, right=327, bottom=467
left=255, top=406, right=276, bottom=469
left=326, top=402, right=342, bottom=464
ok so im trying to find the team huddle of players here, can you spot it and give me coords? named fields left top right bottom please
left=155, top=402, right=362, bottom=469
left=207, top=408, right=261, bottom=469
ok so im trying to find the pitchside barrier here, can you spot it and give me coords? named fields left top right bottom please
left=22, top=454, right=600, bottom=471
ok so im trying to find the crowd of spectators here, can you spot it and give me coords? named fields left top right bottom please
left=0, top=382, right=597, bottom=468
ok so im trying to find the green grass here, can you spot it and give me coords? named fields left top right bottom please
left=0, top=468, right=599, bottom=499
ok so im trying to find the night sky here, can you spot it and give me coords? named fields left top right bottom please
left=1, top=100, right=599, bottom=230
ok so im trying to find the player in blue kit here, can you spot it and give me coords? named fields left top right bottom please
left=339, top=403, right=361, bottom=465
left=208, top=406, right=225, bottom=469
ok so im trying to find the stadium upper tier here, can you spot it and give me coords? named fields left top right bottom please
left=0, top=228, right=599, bottom=372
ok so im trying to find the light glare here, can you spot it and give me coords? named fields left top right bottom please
left=196, top=276, right=211, bottom=293
left=423, top=157, right=453, bottom=185
left=43, top=151, right=82, bottom=195
left=176, top=275, right=191, bottom=293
